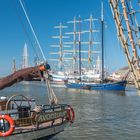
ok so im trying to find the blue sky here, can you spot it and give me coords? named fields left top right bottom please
left=0, top=0, right=127, bottom=76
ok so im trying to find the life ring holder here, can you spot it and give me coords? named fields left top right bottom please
left=67, top=105, right=75, bottom=123
left=0, top=114, right=15, bottom=137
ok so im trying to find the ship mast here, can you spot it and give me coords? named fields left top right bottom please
left=65, top=16, right=82, bottom=80
left=66, top=17, right=77, bottom=73
left=65, top=15, right=100, bottom=78
left=110, top=0, right=140, bottom=90
left=83, top=14, right=100, bottom=70
left=50, top=23, right=69, bottom=71
left=101, top=2, right=104, bottom=82
left=78, top=16, right=82, bottom=81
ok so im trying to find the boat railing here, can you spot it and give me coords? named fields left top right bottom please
left=14, top=116, right=35, bottom=127
left=40, top=104, right=69, bottom=111
left=0, top=104, right=68, bottom=128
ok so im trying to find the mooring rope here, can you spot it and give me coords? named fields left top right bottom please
left=44, top=72, right=58, bottom=105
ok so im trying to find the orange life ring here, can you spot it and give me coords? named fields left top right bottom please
left=67, top=105, right=75, bottom=123
left=0, top=115, right=15, bottom=137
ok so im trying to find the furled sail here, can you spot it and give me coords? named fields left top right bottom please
left=0, top=63, right=50, bottom=90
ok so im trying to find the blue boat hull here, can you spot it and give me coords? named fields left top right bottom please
left=66, top=80, right=127, bottom=91
left=89, top=80, right=127, bottom=90
left=66, top=82, right=91, bottom=90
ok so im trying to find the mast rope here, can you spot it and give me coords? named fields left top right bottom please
left=109, top=0, right=140, bottom=90
left=12, top=0, right=40, bottom=61
left=19, top=0, right=58, bottom=104
left=19, top=0, right=46, bottom=61
left=44, top=72, right=58, bottom=104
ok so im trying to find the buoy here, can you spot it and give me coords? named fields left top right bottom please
left=0, top=115, right=15, bottom=137
left=67, top=105, right=75, bottom=123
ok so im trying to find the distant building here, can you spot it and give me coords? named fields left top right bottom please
left=108, top=66, right=134, bottom=84
left=12, top=57, right=16, bottom=73
left=22, top=43, right=29, bottom=68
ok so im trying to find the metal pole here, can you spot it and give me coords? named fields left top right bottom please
left=101, top=2, right=104, bottom=82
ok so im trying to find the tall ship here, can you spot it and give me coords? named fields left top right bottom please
left=64, top=3, right=127, bottom=90
left=49, top=14, right=102, bottom=84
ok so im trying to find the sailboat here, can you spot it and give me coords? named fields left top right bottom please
left=50, top=15, right=101, bottom=84
left=65, top=3, right=127, bottom=90
left=0, top=1, right=75, bottom=139
left=87, top=2, right=127, bottom=90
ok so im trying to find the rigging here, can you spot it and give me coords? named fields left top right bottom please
left=19, top=0, right=58, bottom=104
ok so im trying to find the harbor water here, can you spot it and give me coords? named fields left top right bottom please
left=0, top=81, right=140, bottom=140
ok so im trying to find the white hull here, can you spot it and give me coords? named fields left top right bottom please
left=1, top=123, right=65, bottom=140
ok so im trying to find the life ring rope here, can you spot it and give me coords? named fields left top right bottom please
left=67, top=105, right=75, bottom=123
left=0, top=114, right=15, bottom=137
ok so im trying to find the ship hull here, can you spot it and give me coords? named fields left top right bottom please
left=66, top=80, right=127, bottom=91
left=65, top=82, right=91, bottom=90
left=1, top=123, right=66, bottom=140
left=89, top=80, right=127, bottom=90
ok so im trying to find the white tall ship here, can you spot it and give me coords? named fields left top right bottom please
left=49, top=15, right=102, bottom=83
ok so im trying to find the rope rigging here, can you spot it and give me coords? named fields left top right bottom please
left=18, top=0, right=58, bottom=104
left=12, top=0, right=40, bottom=61
left=110, top=0, right=140, bottom=90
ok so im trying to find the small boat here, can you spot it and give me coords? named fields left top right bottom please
left=50, top=71, right=67, bottom=83
left=0, top=64, right=75, bottom=139
left=0, top=94, right=74, bottom=140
